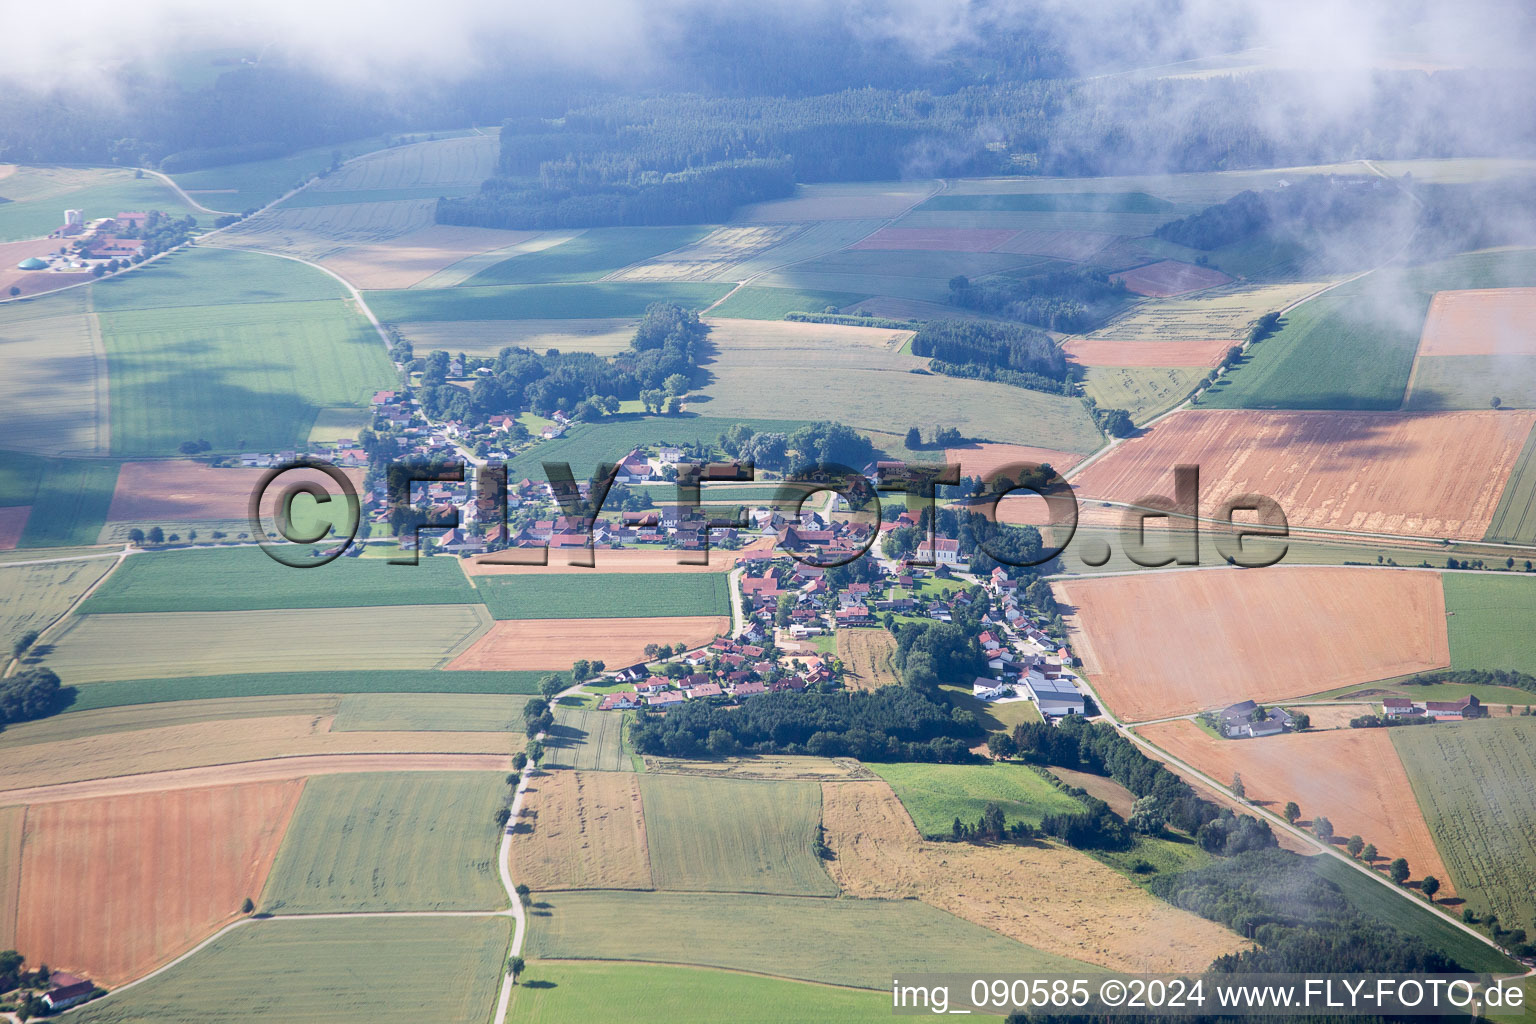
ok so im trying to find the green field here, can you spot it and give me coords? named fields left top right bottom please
left=1309, top=855, right=1519, bottom=973
left=90, top=247, right=349, bottom=311
left=0, top=557, right=115, bottom=653
left=99, top=298, right=392, bottom=455
left=6, top=456, right=120, bottom=547
left=475, top=572, right=727, bottom=620
left=543, top=706, right=629, bottom=771
left=1201, top=249, right=1536, bottom=410
left=0, top=287, right=108, bottom=458
left=260, top=771, right=510, bottom=912
left=81, top=547, right=480, bottom=613
left=332, top=692, right=533, bottom=731
left=60, top=668, right=545, bottom=712
left=276, top=185, right=479, bottom=207
left=70, top=916, right=509, bottom=1024
left=1393, top=718, right=1536, bottom=928
left=1082, top=365, right=1204, bottom=424
left=503, top=415, right=804, bottom=484
left=507, top=961, right=891, bottom=1023
left=465, top=226, right=713, bottom=285
left=868, top=762, right=1085, bottom=838
left=366, top=281, right=732, bottom=322
left=1486, top=424, right=1536, bottom=545
left=639, top=775, right=839, bottom=896
left=42, top=604, right=491, bottom=682
left=527, top=890, right=1091, bottom=989
left=1405, top=354, right=1536, bottom=411
left=0, top=168, right=199, bottom=242
left=1442, top=573, right=1536, bottom=674
left=168, top=137, right=400, bottom=210
left=707, top=285, right=871, bottom=320
left=918, top=192, right=1174, bottom=214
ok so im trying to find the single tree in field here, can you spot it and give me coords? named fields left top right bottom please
left=905, top=427, right=922, bottom=450
left=539, top=674, right=565, bottom=700
left=11, top=631, right=39, bottom=659
left=1362, top=842, right=1378, bottom=862
left=1231, top=773, right=1245, bottom=799
left=128, top=528, right=146, bottom=546
left=1389, top=857, right=1411, bottom=884
left=527, top=740, right=544, bottom=765
left=1283, top=801, right=1301, bottom=825
left=508, top=956, right=525, bottom=984
left=514, top=883, right=531, bottom=906
left=1421, top=875, right=1440, bottom=902
left=241, top=898, right=254, bottom=914
left=1290, top=711, right=1310, bottom=731
left=1491, top=396, right=1503, bottom=409
left=1313, top=816, right=1334, bottom=843
left=494, top=806, right=511, bottom=828
left=147, top=526, right=164, bottom=545
left=1346, top=835, right=1364, bottom=859
left=511, top=753, right=528, bottom=772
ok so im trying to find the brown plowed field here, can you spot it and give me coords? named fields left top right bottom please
left=1069, top=409, right=1536, bottom=541
left=463, top=539, right=773, bottom=576
left=850, top=227, right=1022, bottom=253
left=0, top=507, right=28, bottom=550
left=1062, top=338, right=1231, bottom=368
left=14, top=780, right=303, bottom=985
left=0, top=715, right=508, bottom=792
left=105, top=461, right=364, bottom=525
left=1416, top=288, right=1536, bottom=357
left=994, top=229, right=1117, bottom=261
left=820, top=780, right=1246, bottom=972
left=1114, top=260, right=1232, bottom=297
left=511, top=770, right=652, bottom=890
left=1055, top=567, right=1449, bottom=721
left=1138, top=721, right=1452, bottom=892
left=945, top=442, right=1086, bottom=479
left=446, top=616, right=728, bottom=671
left=0, top=753, right=509, bottom=806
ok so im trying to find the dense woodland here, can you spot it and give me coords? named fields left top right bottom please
left=947, top=268, right=1128, bottom=332
left=911, top=320, right=1075, bottom=395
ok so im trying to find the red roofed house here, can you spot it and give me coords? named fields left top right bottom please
left=685, top=682, right=723, bottom=699
left=599, top=692, right=641, bottom=711
left=43, top=974, right=95, bottom=1011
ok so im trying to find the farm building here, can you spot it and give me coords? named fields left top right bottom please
left=1022, top=676, right=1086, bottom=718
left=17, top=256, right=47, bottom=270
left=43, top=974, right=95, bottom=1011
left=1217, top=700, right=1294, bottom=738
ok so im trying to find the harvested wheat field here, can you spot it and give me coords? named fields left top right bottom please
left=1290, top=704, right=1379, bottom=730
left=994, top=229, right=1117, bottom=261
left=463, top=541, right=771, bottom=576
left=318, top=225, right=540, bottom=289
left=0, top=715, right=508, bottom=792
left=105, top=460, right=365, bottom=527
left=1115, top=260, right=1233, bottom=297
left=14, top=780, right=303, bottom=985
left=837, top=629, right=900, bottom=692
left=821, top=780, right=1245, bottom=971
left=0, top=754, right=509, bottom=807
left=612, top=225, right=801, bottom=281
left=446, top=616, right=728, bottom=671
left=1138, top=720, right=1452, bottom=891
left=1056, top=567, right=1449, bottom=721
left=705, top=316, right=914, bottom=359
left=512, top=770, right=652, bottom=890
left=0, top=507, right=28, bottom=550
left=1062, top=338, right=1232, bottom=368
left=0, top=806, right=22, bottom=947
left=643, top=755, right=874, bottom=781
left=1070, top=409, right=1536, bottom=540
left=1416, top=288, right=1536, bottom=357
left=945, top=442, right=1086, bottom=479
left=850, top=227, right=1022, bottom=253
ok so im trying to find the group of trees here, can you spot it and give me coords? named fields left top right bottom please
left=0, top=668, right=65, bottom=726
left=628, top=687, right=977, bottom=762
left=910, top=319, right=1075, bottom=395
left=716, top=421, right=875, bottom=476
left=947, top=268, right=1127, bottom=333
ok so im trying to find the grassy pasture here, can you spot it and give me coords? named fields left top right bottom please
left=507, top=962, right=891, bottom=1023
left=99, top=298, right=391, bottom=455
left=1393, top=719, right=1536, bottom=928
left=0, top=168, right=199, bottom=242
left=543, top=706, right=629, bottom=771
left=41, top=604, right=492, bottom=682
left=168, top=136, right=398, bottom=210
left=757, top=268, right=952, bottom=304
left=919, top=192, right=1174, bottom=214
left=869, top=762, right=1084, bottom=838
left=723, top=220, right=887, bottom=280
left=307, top=135, right=496, bottom=193
left=0, top=454, right=121, bottom=548
left=475, top=573, right=727, bottom=620
left=91, top=247, right=348, bottom=311
left=59, top=668, right=545, bottom=712
left=1486, top=424, right=1536, bottom=546
left=1406, top=354, right=1536, bottom=411
left=277, top=186, right=477, bottom=207
left=367, top=281, right=731, bottom=322
left=706, top=285, right=870, bottom=320
left=1204, top=250, right=1536, bottom=410
left=639, top=774, right=839, bottom=896
left=1442, top=573, right=1536, bottom=674
left=1082, top=365, right=1204, bottom=424
left=0, top=557, right=115, bottom=653
left=260, top=771, right=510, bottom=912
left=465, top=226, right=712, bottom=285
left=69, top=916, right=510, bottom=1024
left=81, top=546, right=479, bottom=613
left=332, top=692, right=533, bottom=731
left=0, top=288, right=108, bottom=457
left=219, top=200, right=438, bottom=262
left=527, top=890, right=1088, bottom=988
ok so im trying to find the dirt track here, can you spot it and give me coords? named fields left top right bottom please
left=0, top=752, right=510, bottom=806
